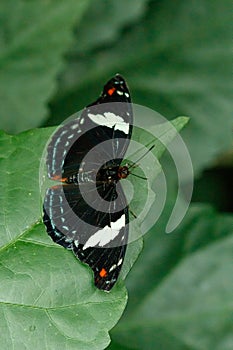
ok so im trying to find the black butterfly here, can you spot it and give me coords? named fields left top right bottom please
left=43, top=74, right=133, bottom=291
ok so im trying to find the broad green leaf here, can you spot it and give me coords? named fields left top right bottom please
left=109, top=203, right=233, bottom=350
left=0, top=128, right=53, bottom=245
left=0, top=128, right=127, bottom=349
left=0, top=223, right=128, bottom=350
left=48, top=0, right=232, bottom=176
left=0, top=0, right=89, bottom=133
left=0, top=116, right=188, bottom=348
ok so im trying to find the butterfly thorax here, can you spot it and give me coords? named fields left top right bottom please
left=96, top=159, right=129, bottom=184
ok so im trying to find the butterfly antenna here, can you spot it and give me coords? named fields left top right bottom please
left=128, top=144, right=155, bottom=170
left=129, top=209, right=137, bottom=218
left=130, top=173, right=147, bottom=180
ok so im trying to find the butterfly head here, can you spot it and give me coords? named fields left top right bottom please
left=118, top=165, right=130, bottom=179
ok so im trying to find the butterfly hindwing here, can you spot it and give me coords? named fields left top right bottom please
left=72, top=186, right=129, bottom=291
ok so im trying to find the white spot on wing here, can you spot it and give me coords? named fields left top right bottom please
left=116, top=90, right=123, bottom=95
left=109, top=264, right=117, bottom=272
left=88, top=112, right=129, bottom=134
left=117, top=258, right=123, bottom=266
left=83, top=214, right=125, bottom=250
left=71, top=124, right=79, bottom=130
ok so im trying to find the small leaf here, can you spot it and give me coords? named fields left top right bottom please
left=124, top=116, right=189, bottom=240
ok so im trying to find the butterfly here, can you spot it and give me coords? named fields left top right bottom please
left=43, top=74, right=133, bottom=291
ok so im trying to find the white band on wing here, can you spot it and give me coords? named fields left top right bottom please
left=83, top=214, right=126, bottom=249
left=88, top=112, right=129, bottom=134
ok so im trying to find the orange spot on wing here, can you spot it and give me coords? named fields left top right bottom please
left=99, top=268, right=107, bottom=278
left=51, top=185, right=60, bottom=189
left=107, top=87, right=116, bottom=96
left=51, top=175, right=67, bottom=182
left=51, top=175, right=61, bottom=181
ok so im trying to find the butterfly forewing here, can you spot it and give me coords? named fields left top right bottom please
left=46, top=75, right=132, bottom=181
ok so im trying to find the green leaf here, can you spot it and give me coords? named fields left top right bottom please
left=0, top=128, right=127, bottom=349
left=48, top=0, right=232, bottom=176
left=71, top=0, right=148, bottom=53
left=0, top=115, right=188, bottom=348
left=123, top=116, right=189, bottom=240
left=109, top=203, right=233, bottom=350
left=0, top=128, right=53, bottom=246
left=0, top=222, right=128, bottom=350
left=131, top=116, right=189, bottom=160
left=0, top=0, right=89, bottom=133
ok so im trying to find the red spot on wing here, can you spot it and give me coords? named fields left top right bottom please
left=99, top=268, right=108, bottom=278
left=107, top=87, right=116, bottom=96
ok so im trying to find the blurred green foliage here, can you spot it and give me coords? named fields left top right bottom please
left=0, top=0, right=232, bottom=349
